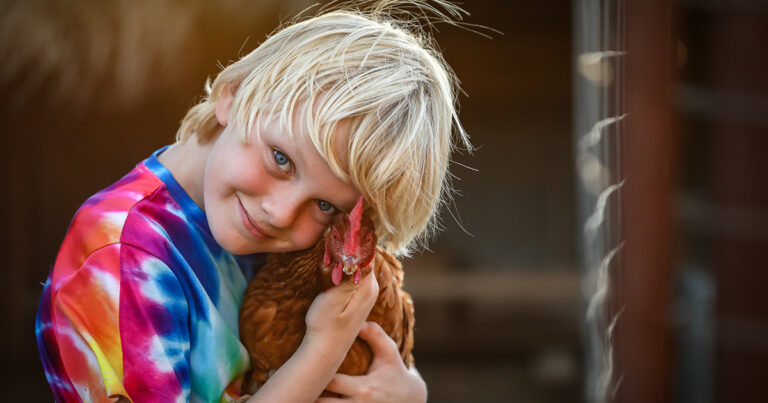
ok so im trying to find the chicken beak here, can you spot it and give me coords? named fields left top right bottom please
left=342, top=256, right=358, bottom=275
left=343, top=257, right=363, bottom=285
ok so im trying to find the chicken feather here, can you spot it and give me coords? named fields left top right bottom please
left=238, top=239, right=415, bottom=393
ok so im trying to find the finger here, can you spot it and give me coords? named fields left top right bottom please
left=320, top=276, right=364, bottom=314
left=342, top=270, right=379, bottom=314
left=325, top=373, right=362, bottom=396
left=360, top=261, right=374, bottom=278
left=358, top=321, right=400, bottom=362
left=315, top=398, right=347, bottom=403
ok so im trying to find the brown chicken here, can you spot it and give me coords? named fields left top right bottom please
left=238, top=196, right=415, bottom=393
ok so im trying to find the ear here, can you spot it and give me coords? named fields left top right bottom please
left=214, top=84, right=236, bottom=127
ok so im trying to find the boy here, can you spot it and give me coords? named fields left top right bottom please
left=36, top=2, right=471, bottom=402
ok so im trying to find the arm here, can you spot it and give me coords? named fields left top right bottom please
left=318, top=322, right=427, bottom=403
left=246, top=272, right=380, bottom=403
left=41, top=244, right=193, bottom=402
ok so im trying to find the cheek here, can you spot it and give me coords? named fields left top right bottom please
left=289, top=218, right=328, bottom=250
left=203, top=138, right=235, bottom=198
left=202, top=139, right=253, bottom=253
left=206, top=142, right=265, bottom=199
left=202, top=153, right=223, bottom=213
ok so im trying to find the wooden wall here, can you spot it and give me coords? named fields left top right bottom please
left=0, top=1, right=577, bottom=401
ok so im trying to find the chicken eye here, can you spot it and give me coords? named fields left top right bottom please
left=273, top=150, right=292, bottom=173
left=332, top=230, right=340, bottom=241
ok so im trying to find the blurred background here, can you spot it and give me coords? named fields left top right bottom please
left=0, top=0, right=765, bottom=402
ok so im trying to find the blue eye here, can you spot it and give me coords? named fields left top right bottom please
left=273, top=150, right=292, bottom=173
left=317, top=200, right=334, bottom=212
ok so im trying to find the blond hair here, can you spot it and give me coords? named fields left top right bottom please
left=177, top=1, right=471, bottom=256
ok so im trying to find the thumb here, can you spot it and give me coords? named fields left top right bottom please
left=324, top=270, right=377, bottom=315
left=358, top=321, right=400, bottom=362
left=325, top=278, right=360, bottom=313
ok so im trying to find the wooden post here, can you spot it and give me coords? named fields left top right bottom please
left=614, top=0, right=675, bottom=401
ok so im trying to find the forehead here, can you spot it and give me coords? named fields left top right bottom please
left=251, top=98, right=353, bottom=167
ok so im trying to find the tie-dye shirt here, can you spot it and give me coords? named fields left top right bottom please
left=36, top=146, right=263, bottom=402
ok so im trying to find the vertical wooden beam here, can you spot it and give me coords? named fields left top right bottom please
left=615, top=0, right=675, bottom=402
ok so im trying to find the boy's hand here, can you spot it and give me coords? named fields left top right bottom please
left=304, top=272, right=379, bottom=360
left=317, top=322, right=427, bottom=403
left=246, top=276, right=379, bottom=403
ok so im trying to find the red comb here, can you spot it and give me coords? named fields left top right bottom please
left=343, top=196, right=364, bottom=256
left=349, top=196, right=364, bottom=239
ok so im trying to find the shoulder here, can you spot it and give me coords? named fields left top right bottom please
left=51, top=163, right=170, bottom=284
left=53, top=242, right=181, bottom=315
left=73, top=162, right=165, bottom=240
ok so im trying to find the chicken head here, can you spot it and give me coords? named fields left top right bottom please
left=323, top=196, right=377, bottom=285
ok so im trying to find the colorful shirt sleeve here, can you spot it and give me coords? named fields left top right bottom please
left=51, top=243, right=128, bottom=402
left=50, top=243, right=193, bottom=402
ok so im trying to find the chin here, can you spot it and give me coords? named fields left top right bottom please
left=222, top=239, right=258, bottom=255
left=206, top=216, right=250, bottom=255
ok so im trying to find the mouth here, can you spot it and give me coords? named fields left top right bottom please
left=236, top=195, right=273, bottom=240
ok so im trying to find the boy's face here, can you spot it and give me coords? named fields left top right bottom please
left=203, top=97, right=361, bottom=255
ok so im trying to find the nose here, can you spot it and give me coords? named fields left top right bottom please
left=260, top=186, right=303, bottom=229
